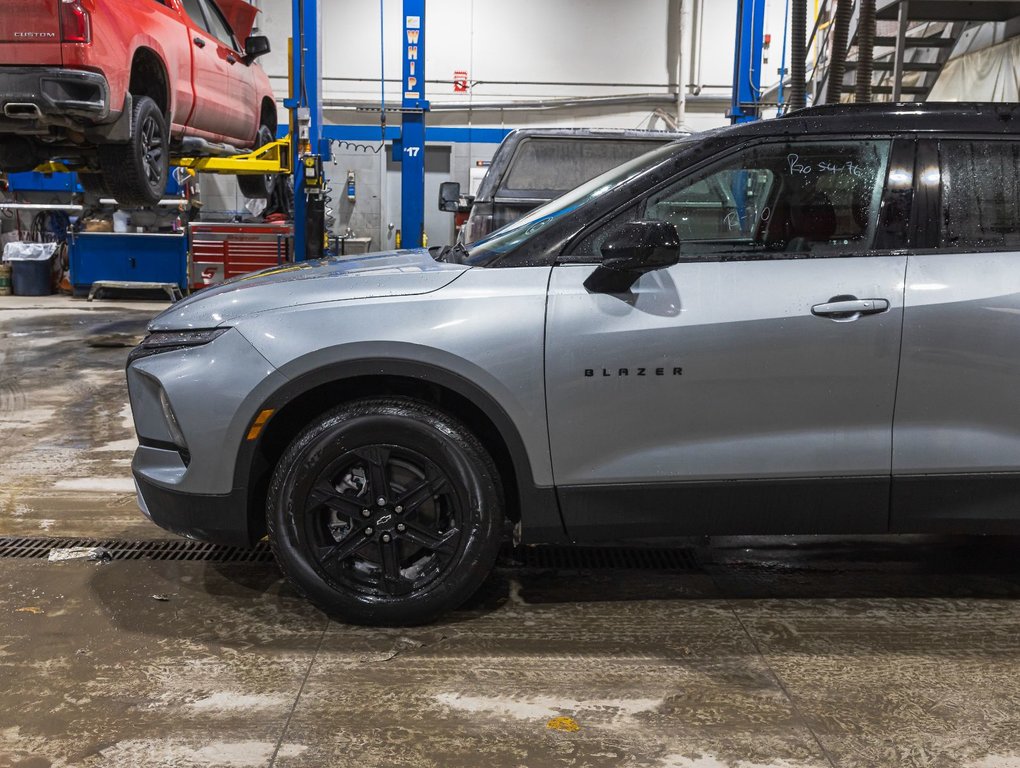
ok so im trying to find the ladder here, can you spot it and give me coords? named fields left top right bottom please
left=811, top=0, right=1020, bottom=104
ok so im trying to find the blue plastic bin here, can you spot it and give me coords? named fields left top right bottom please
left=11, top=258, right=54, bottom=296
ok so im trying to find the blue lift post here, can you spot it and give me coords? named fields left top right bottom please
left=398, top=0, right=428, bottom=249
left=287, top=0, right=329, bottom=261
left=728, top=0, right=767, bottom=124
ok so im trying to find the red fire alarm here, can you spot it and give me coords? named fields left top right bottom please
left=453, top=70, right=469, bottom=92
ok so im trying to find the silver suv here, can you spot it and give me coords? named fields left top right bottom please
left=128, top=103, right=1020, bottom=625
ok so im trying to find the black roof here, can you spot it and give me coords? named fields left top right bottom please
left=731, top=102, right=1020, bottom=138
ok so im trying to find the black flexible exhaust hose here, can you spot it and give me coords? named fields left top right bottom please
left=825, top=0, right=854, bottom=104
left=855, top=0, right=876, bottom=102
left=790, top=0, right=807, bottom=110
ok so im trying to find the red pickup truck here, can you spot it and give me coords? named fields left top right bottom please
left=0, top=0, right=277, bottom=205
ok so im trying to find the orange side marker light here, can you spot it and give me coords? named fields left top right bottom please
left=246, top=409, right=276, bottom=441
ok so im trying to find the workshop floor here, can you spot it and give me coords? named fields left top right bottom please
left=3, top=296, right=1020, bottom=768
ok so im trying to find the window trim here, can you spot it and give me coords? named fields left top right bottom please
left=560, top=133, right=908, bottom=266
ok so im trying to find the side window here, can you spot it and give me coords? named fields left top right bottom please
left=572, top=140, right=891, bottom=261
left=197, top=0, right=238, bottom=49
left=179, top=0, right=210, bottom=33
left=940, top=140, right=1020, bottom=251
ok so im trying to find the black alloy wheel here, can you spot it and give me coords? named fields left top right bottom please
left=139, top=113, right=165, bottom=189
left=268, top=398, right=504, bottom=625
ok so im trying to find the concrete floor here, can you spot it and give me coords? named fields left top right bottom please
left=3, top=296, right=1020, bottom=768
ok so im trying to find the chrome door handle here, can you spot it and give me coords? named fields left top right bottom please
left=811, top=297, right=889, bottom=320
left=193, top=36, right=206, bottom=47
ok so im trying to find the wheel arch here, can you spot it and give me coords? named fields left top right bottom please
left=237, top=360, right=567, bottom=546
left=129, top=47, right=171, bottom=118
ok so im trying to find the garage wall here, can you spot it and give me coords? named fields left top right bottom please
left=228, top=0, right=802, bottom=248
left=253, top=0, right=798, bottom=131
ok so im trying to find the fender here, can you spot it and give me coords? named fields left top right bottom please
left=233, top=358, right=570, bottom=545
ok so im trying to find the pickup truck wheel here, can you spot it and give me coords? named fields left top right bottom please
left=237, top=125, right=277, bottom=200
left=267, top=398, right=504, bottom=626
left=97, top=96, right=168, bottom=207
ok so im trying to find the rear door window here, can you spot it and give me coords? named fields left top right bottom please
left=197, top=0, right=239, bottom=49
left=499, top=138, right=667, bottom=197
left=939, top=140, right=1020, bottom=251
left=180, top=0, right=210, bottom=32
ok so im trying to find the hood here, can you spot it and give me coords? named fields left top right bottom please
left=150, top=249, right=468, bottom=331
left=215, top=0, right=259, bottom=42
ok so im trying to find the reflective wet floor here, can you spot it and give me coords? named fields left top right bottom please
left=3, top=297, right=1020, bottom=768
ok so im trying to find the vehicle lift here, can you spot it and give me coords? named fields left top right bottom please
left=173, top=0, right=430, bottom=263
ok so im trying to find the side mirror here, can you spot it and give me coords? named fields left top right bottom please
left=584, top=220, right=681, bottom=293
left=438, top=181, right=461, bottom=212
left=244, top=36, right=271, bottom=64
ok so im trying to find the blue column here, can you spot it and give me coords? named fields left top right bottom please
left=290, top=0, right=326, bottom=261
left=728, top=0, right=766, bottom=124
left=399, top=0, right=428, bottom=249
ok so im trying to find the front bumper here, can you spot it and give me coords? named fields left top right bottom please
left=0, top=66, right=110, bottom=128
left=135, top=472, right=253, bottom=547
left=127, top=327, right=289, bottom=547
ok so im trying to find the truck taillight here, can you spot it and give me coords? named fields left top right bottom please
left=60, top=0, right=91, bottom=44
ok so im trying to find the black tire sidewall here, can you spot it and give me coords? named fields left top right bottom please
left=237, top=124, right=277, bottom=200
left=268, top=399, right=503, bottom=625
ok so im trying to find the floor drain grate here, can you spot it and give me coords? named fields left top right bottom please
left=0, top=537, right=275, bottom=563
left=501, top=544, right=699, bottom=571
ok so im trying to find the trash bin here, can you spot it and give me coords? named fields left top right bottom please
left=2, top=242, right=57, bottom=296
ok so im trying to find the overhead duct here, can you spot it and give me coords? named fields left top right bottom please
left=789, top=0, right=807, bottom=109
left=855, top=0, right=876, bottom=102
left=825, top=0, right=854, bottom=104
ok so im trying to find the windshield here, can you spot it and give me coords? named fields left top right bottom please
left=463, top=140, right=690, bottom=266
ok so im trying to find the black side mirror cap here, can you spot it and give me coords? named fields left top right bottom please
left=244, top=36, right=271, bottom=64
left=438, top=181, right=461, bottom=212
left=584, top=219, right=681, bottom=293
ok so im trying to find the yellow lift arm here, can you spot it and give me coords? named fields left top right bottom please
left=172, top=135, right=292, bottom=176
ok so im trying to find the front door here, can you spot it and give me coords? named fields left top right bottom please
left=545, top=137, right=910, bottom=539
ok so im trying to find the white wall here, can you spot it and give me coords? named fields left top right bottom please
left=253, top=0, right=804, bottom=131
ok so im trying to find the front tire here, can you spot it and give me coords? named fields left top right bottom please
left=97, top=95, right=168, bottom=207
left=267, top=398, right=504, bottom=626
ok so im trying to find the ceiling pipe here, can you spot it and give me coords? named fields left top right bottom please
left=789, top=0, right=808, bottom=108
left=688, top=0, right=704, bottom=95
left=824, top=0, right=853, bottom=104
left=321, top=92, right=733, bottom=113
left=855, top=0, right=876, bottom=102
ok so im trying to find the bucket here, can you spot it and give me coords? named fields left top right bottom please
left=11, top=257, right=53, bottom=296
left=0, top=263, right=10, bottom=296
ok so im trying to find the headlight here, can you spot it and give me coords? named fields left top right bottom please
left=158, top=386, right=190, bottom=463
left=128, top=327, right=230, bottom=363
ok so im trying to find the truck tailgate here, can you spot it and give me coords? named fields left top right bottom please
left=0, top=0, right=62, bottom=65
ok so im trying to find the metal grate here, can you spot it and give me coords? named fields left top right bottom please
left=0, top=537, right=697, bottom=570
left=0, top=537, right=275, bottom=563
left=502, top=544, right=699, bottom=571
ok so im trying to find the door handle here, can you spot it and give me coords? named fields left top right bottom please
left=226, top=54, right=237, bottom=65
left=811, top=296, right=889, bottom=320
left=193, top=36, right=206, bottom=48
